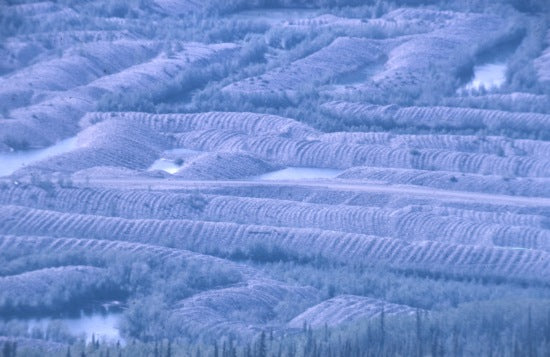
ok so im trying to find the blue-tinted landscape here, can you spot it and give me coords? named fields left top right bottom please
left=1, top=0, right=550, bottom=355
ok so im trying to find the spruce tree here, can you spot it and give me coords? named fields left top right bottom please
left=258, top=332, right=266, bottom=357
left=380, top=307, right=385, bottom=355
left=2, top=342, right=11, bottom=357
left=416, top=309, right=423, bottom=357
left=528, top=306, right=534, bottom=357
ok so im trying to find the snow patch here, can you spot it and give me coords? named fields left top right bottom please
left=252, top=167, right=344, bottom=181
left=0, top=137, right=78, bottom=177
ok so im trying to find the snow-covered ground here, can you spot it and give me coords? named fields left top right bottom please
left=148, top=148, right=201, bottom=174
left=1, top=0, right=549, bottom=352
left=463, top=62, right=507, bottom=91
left=252, top=167, right=344, bottom=180
left=20, top=312, right=123, bottom=345
left=0, top=137, right=78, bottom=177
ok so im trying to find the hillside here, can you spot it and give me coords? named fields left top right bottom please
left=1, top=0, right=549, bottom=356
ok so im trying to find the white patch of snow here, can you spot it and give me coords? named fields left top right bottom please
left=0, top=137, right=78, bottom=177
left=463, top=62, right=507, bottom=91
left=252, top=167, right=344, bottom=180
left=148, top=158, right=181, bottom=174
left=23, top=312, right=123, bottom=345
left=147, top=148, right=201, bottom=174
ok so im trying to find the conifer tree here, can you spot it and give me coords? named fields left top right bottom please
left=528, top=306, right=534, bottom=357
left=258, top=332, right=266, bottom=357
left=380, top=307, right=385, bottom=355
left=2, top=342, right=11, bottom=357
left=416, top=309, right=423, bottom=357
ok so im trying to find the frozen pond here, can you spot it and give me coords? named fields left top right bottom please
left=148, top=148, right=201, bottom=174
left=0, top=137, right=77, bottom=177
left=459, top=40, right=518, bottom=92
left=462, top=62, right=507, bottom=91
left=148, top=158, right=181, bottom=174
left=10, top=311, right=123, bottom=344
left=252, top=167, right=344, bottom=180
